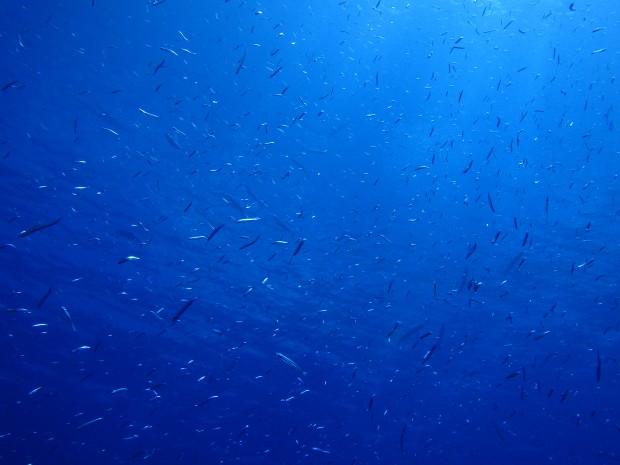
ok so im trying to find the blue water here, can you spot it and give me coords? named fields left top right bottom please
left=1, top=0, right=618, bottom=463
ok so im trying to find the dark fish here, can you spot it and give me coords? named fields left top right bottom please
left=293, top=239, right=305, bottom=256
left=269, top=66, right=283, bottom=78
left=492, top=422, right=505, bottom=441
left=36, top=286, right=52, bottom=309
left=152, top=59, right=165, bottom=74
left=171, top=297, right=197, bottom=324
left=236, top=50, right=246, bottom=75
left=462, top=160, right=473, bottom=174
left=18, top=217, right=62, bottom=238
left=385, top=322, right=399, bottom=339
left=522, top=232, right=529, bottom=247
left=165, top=133, right=182, bottom=149
left=503, top=251, right=524, bottom=277
left=368, top=395, right=375, bottom=411
left=207, top=224, right=224, bottom=241
left=183, top=201, right=192, bottom=213
left=503, top=19, right=515, bottom=30
left=272, top=215, right=294, bottom=234
left=239, top=235, right=260, bottom=250
left=1, top=79, right=19, bottom=91
left=465, top=242, right=477, bottom=259
left=487, top=192, right=495, bottom=212
left=398, top=324, right=423, bottom=344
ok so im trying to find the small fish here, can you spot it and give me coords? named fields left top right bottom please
left=465, top=242, right=477, bottom=259
left=385, top=322, right=400, bottom=339
left=138, top=108, right=160, bottom=118
left=36, top=286, right=52, bottom=309
left=61, top=306, right=77, bottom=332
left=18, top=217, right=62, bottom=238
left=235, top=50, right=246, bottom=75
left=487, top=192, right=495, bottom=213
left=207, top=224, right=225, bottom=241
left=160, top=46, right=178, bottom=56
left=292, top=239, right=305, bottom=256
left=1, top=79, right=19, bottom=91
left=165, top=133, right=182, bottom=149
left=503, top=19, right=515, bottom=30
left=77, top=417, right=103, bottom=429
left=239, top=235, right=260, bottom=250
left=152, top=59, right=165, bottom=74
left=423, top=344, right=436, bottom=362
left=276, top=352, right=305, bottom=375
left=522, top=232, right=529, bottom=247
left=102, top=127, right=119, bottom=136
left=269, top=66, right=283, bottom=78
left=171, top=297, right=198, bottom=324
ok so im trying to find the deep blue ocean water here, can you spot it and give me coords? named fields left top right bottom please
left=1, top=0, right=618, bottom=463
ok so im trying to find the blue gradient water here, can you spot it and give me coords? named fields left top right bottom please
left=1, top=1, right=618, bottom=463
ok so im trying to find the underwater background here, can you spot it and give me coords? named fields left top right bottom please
left=0, top=0, right=618, bottom=463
